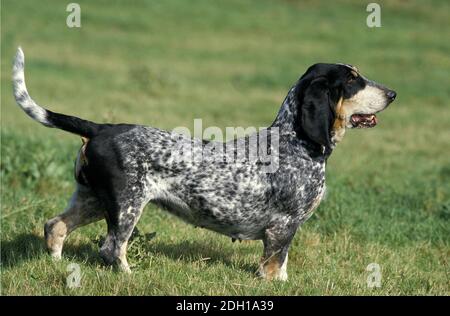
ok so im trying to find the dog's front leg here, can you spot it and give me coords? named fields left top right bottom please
left=258, top=222, right=298, bottom=281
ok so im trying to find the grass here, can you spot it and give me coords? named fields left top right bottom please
left=1, top=0, right=449, bottom=295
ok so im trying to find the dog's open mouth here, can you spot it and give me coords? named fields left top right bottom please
left=350, top=114, right=377, bottom=128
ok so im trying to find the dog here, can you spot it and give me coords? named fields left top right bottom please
left=12, top=47, right=395, bottom=280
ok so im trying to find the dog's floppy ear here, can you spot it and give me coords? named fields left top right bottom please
left=299, top=77, right=335, bottom=148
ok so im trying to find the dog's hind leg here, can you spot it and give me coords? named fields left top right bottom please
left=99, top=199, right=147, bottom=273
left=44, top=184, right=104, bottom=259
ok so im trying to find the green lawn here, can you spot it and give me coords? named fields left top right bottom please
left=1, top=0, right=449, bottom=295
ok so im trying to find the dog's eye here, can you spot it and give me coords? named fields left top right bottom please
left=347, top=74, right=357, bottom=83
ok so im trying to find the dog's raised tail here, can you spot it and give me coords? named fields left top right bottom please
left=13, top=47, right=102, bottom=138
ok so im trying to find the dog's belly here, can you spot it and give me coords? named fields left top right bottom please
left=143, top=172, right=326, bottom=240
left=150, top=188, right=268, bottom=240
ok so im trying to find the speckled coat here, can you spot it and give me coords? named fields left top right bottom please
left=86, top=90, right=327, bottom=242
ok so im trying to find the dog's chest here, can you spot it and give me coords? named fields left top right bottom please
left=300, top=179, right=326, bottom=222
left=274, top=158, right=326, bottom=220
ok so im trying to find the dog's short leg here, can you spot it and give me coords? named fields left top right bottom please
left=258, top=222, right=298, bottom=281
left=99, top=202, right=145, bottom=273
left=44, top=184, right=103, bottom=259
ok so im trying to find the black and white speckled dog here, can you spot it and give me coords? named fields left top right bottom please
left=12, top=47, right=396, bottom=280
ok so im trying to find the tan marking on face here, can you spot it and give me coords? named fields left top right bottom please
left=350, top=70, right=358, bottom=78
left=331, top=97, right=346, bottom=144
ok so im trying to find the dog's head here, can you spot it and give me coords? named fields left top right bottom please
left=294, top=63, right=396, bottom=149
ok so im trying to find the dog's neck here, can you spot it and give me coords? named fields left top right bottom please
left=270, top=86, right=338, bottom=160
left=270, top=86, right=298, bottom=132
left=330, top=97, right=346, bottom=146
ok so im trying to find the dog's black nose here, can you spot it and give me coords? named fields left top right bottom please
left=386, top=90, right=396, bottom=101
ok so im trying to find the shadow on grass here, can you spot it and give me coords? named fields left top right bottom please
left=145, top=239, right=257, bottom=275
left=2, top=232, right=257, bottom=276
left=0, top=232, right=104, bottom=269
left=1, top=233, right=46, bottom=269
left=63, top=241, right=104, bottom=267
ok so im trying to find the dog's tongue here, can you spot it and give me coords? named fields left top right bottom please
left=351, top=114, right=377, bottom=128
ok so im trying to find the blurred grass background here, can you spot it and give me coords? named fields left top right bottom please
left=1, top=0, right=449, bottom=295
